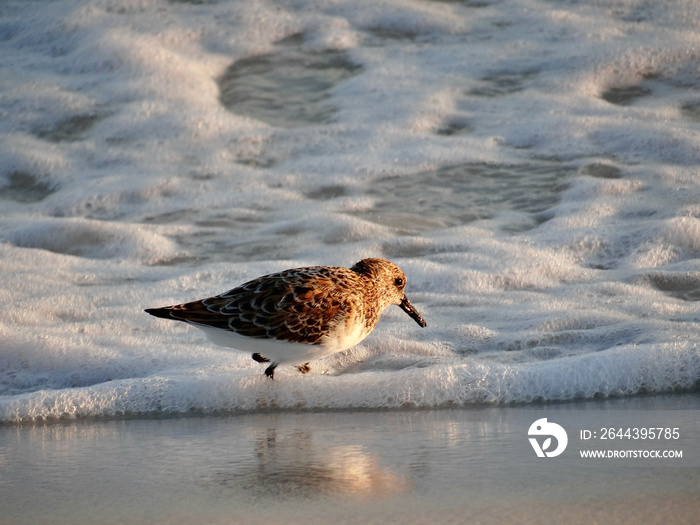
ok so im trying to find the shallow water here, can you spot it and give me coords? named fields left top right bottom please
left=1, top=394, right=699, bottom=525
left=1, top=0, right=700, bottom=421
left=219, top=33, right=362, bottom=129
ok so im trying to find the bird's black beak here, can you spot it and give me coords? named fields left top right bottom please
left=399, top=296, right=426, bottom=327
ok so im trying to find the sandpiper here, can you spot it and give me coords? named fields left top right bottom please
left=145, top=258, right=426, bottom=378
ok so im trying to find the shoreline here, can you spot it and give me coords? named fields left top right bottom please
left=3, top=388, right=698, bottom=427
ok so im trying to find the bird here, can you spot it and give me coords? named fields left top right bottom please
left=145, top=258, right=426, bottom=379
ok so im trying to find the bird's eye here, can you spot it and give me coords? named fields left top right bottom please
left=394, top=277, right=404, bottom=287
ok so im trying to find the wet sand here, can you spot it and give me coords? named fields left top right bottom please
left=1, top=393, right=699, bottom=524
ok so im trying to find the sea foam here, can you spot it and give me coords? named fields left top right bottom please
left=1, top=0, right=699, bottom=422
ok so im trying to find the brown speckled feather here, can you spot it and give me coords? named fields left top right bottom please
left=152, top=266, right=363, bottom=345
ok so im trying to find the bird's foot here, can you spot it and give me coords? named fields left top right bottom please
left=264, top=363, right=277, bottom=379
left=297, top=363, right=310, bottom=374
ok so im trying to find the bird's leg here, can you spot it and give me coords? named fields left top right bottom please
left=252, top=353, right=270, bottom=363
left=264, top=363, right=277, bottom=379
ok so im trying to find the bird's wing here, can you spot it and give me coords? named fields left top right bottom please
left=151, top=267, right=356, bottom=345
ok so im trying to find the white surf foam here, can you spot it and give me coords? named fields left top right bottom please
left=1, top=0, right=699, bottom=421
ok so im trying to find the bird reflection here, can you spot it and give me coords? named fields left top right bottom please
left=210, top=427, right=410, bottom=500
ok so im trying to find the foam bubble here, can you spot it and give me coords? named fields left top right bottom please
left=1, top=217, right=179, bottom=264
left=2, top=340, right=698, bottom=421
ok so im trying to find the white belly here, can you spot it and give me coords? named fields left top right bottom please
left=193, top=322, right=370, bottom=365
